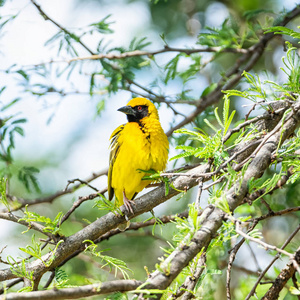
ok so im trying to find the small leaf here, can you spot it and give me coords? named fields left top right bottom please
left=201, top=83, right=217, bottom=97
left=11, top=118, right=27, bottom=125
left=96, top=100, right=105, bottom=116
left=214, top=107, right=223, bottom=128
left=1, top=98, right=21, bottom=112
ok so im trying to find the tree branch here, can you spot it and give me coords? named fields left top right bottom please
left=226, top=221, right=258, bottom=300
left=0, top=280, right=143, bottom=300
left=0, top=212, right=56, bottom=240
left=3, top=169, right=108, bottom=213
left=262, top=247, right=300, bottom=300
left=141, top=100, right=300, bottom=298
left=246, top=223, right=300, bottom=300
left=30, top=0, right=95, bottom=55
left=234, top=221, right=300, bottom=271
left=1, top=99, right=299, bottom=297
left=67, top=45, right=248, bottom=62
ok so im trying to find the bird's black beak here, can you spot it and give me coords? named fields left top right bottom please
left=117, top=105, right=136, bottom=116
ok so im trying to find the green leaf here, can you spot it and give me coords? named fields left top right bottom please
left=290, top=286, right=300, bottom=295
left=203, top=118, right=218, bottom=133
left=0, top=177, right=9, bottom=211
left=19, top=207, right=63, bottom=235
left=54, top=268, right=69, bottom=288
left=214, top=107, right=223, bottom=128
left=164, top=53, right=182, bottom=84
left=201, top=83, right=217, bottom=97
left=93, top=194, right=122, bottom=215
left=7, top=256, right=34, bottom=285
left=84, top=240, right=133, bottom=279
left=96, top=100, right=105, bottom=116
left=11, top=118, right=27, bottom=125
left=265, top=26, right=300, bottom=40
left=16, top=70, right=29, bottom=81
left=1, top=98, right=21, bottom=112
left=243, top=9, right=273, bottom=21
left=89, top=15, right=114, bottom=34
left=13, top=126, right=24, bottom=136
left=18, top=166, right=40, bottom=193
left=19, top=235, right=43, bottom=260
left=222, top=96, right=236, bottom=136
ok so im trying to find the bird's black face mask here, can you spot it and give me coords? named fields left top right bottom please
left=118, top=105, right=149, bottom=122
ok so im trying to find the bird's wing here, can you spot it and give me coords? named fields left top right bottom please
left=108, top=124, right=125, bottom=200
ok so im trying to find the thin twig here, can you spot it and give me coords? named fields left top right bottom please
left=30, top=0, right=95, bottom=55
left=64, top=178, right=99, bottom=192
left=33, top=46, right=248, bottom=66
left=195, top=179, right=203, bottom=210
left=223, top=107, right=286, bottom=143
left=235, top=221, right=300, bottom=277
left=59, top=188, right=107, bottom=226
left=202, top=175, right=226, bottom=191
left=0, top=212, right=56, bottom=239
left=235, top=221, right=294, bottom=259
left=226, top=221, right=258, bottom=300
left=43, top=271, right=55, bottom=290
left=247, top=242, right=262, bottom=271
left=0, top=278, right=23, bottom=294
left=245, top=103, right=258, bottom=122
left=245, top=223, right=300, bottom=300
left=3, top=169, right=108, bottom=213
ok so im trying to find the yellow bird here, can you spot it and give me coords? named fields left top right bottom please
left=108, top=97, right=169, bottom=214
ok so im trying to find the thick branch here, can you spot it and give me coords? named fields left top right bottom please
left=0, top=162, right=212, bottom=282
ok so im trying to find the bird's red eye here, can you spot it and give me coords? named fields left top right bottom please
left=137, top=106, right=142, bottom=111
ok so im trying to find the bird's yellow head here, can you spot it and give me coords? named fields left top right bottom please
left=117, top=97, right=159, bottom=122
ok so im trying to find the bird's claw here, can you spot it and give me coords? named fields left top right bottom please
left=122, top=190, right=135, bottom=215
left=123, top=198, right=135, bottom=215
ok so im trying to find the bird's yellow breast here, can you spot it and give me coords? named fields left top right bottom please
left=109, top=117, right=168, bottom=205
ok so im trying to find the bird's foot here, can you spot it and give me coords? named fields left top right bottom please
left=123, top=191, right=135, bottom=215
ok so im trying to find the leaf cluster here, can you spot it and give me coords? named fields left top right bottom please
left=91, top=37, right=152, bottom=95
left=0, top=97, right=41, bottom=194
left=84, top=240, right=133, bottom=279
left=0, top=96, right=26, bottom=165
left=171, top=97, right=234, bottom=167
left=19, top=206, right=63, bottom=235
